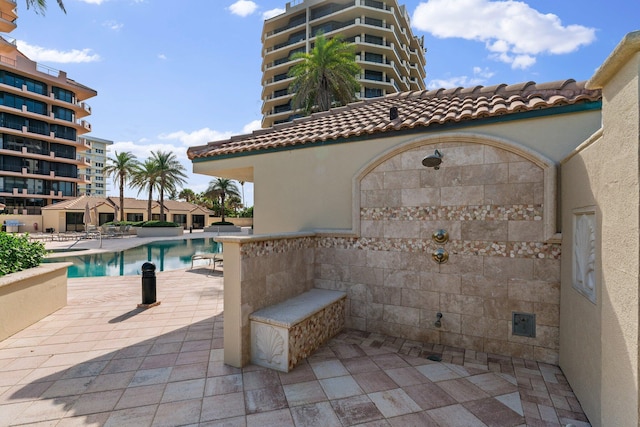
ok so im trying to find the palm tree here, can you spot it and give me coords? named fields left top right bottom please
left=288, top=32, right=360, bottom=115
left=227, top=195, right=243, bottom=215
left=206, top=178, right=240, bottom=223
left=150, top=150, right=187, bottom=221
left=26, top=0, right=66, bottom=14
left=179, top=189, right=197, bottom=204
left=132, top=159, right=159, bottom=222
left=104, top=151, right=139, bottom=222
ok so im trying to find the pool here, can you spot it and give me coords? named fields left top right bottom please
left=44, top=238, right=222, bottom=278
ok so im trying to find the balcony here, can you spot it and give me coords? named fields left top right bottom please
left=0, top=10, right=16, bottom=33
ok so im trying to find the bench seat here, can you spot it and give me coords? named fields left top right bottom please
left=250, top=288, right=346, bottom=372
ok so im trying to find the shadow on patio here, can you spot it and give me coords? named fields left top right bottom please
left=0, top=268, right=590, bottom=426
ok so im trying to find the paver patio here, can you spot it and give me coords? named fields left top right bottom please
left=0, top=266, right=590, bottom=426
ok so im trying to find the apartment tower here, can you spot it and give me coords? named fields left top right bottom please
left=261, top=0, right=427, bottom=127
left=77, top=136, right=113, bottom=197
left=0, top=0, right=97, bottom=214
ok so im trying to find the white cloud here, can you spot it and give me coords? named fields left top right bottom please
left=242, top=120, right=262, bottom=134
left=228, top=0, right=258, bottom=17
left=77, top=0, right=105, bottom=3
left=159, top=127, right=235, bottom=147
left=412, top=0, right=596, bottom=69
left=103, top=20, right=123, bottom=31
left=158, top=53, right=167, bottom=60
left=427, top=66, right=495, bottom=89
left=263, top=8, right=285, bottom=20
left=16, top=40, right=100, bottom=63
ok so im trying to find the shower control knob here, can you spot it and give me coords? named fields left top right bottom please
left=432, top=229, right=449, bottom=244
left=432, top=248, right=449, bottom=264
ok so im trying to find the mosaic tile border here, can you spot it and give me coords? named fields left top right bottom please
left=361, top=204, right=544, bottom=221
left=240, top=236, right=316, bottom=257
left=316, top=237, right=561, bottom=260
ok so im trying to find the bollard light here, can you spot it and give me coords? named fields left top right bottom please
left=138, top=262, right=161, bottom=308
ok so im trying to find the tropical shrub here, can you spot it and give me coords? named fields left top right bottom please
left=0, top=232, right=47, bottom=276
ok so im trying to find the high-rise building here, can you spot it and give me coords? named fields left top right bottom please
left=0, top=0, right=97, bottom=214
left=261, top=0, right=427, bottom=128
left=77, top=136, right=113, bottom=197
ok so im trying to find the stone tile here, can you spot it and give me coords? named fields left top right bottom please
left=201, top=391, right=246, bottom=422
left=104, top=404, right=157, bottom=427
left=128, top=367, right=172, bottom=387
left=86, top=371, right=136, bottom=393
left=403, top=382, right=457, bottom=410
left=371, top=354, right=410, bottom=370
left=354, top=371, right=398, bottom=393
left=205, top=374, right=243, bottom=396
left=199, top=416, right=247, bottom=427
left=368, top=388, right=421, bottom=417
left=243, top=368, right=280, bottom=391
left=467, top=372, right=519, bottom=396
left=438, top=378, right=491, bottom=403
left=384, top=367, right=430, bottom=387
left=388, top=410, right=439, bottom=426
left=161, top=378, right=205, bottom=403
left=168, top=361, right=208, bottom=382
left=426, top=403, right=487, bottom=426
left=290, top=401, right=342, bottom=427
left=41, top=377, right=94, bottom=398
left=415, top=363, right=461, bottom=382
left=246, top=408, right=294, bottom=427
left=244, top=386, right=288, bottom=414
left=310, top=360, right=349, bottom=379
left=464, top=397, right=525, bottom=426
left=115, top=383, right=165, bottom=410
left=66, top=389, right=123, bottom=416
left=331, top=395, right=384, bottom=426
left=320, top=375, right=364, bottom=400
left=283, top=380, right=327, bottom=407
left=330, top=343, right=367, bottom=359
left=152, top=398, right=202, bottom=427
left=342, top=356, right=380, bottom=374
left=278, top=361, right=317, bottom=385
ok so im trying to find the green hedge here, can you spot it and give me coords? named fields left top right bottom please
left=211, top=221, right=235, bottom=226
left=0, top=232, right=47, bottom=277
left=140, top=221, right=180, bottom=228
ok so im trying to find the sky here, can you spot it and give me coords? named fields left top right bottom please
left=10, top=0, right=640, bottom=206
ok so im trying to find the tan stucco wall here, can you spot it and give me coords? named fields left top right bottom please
left=0, top=262, right=69, bottom=341
left=560, top=53, right=640, bottom=427
left=193, top=111, right=600, bottom=235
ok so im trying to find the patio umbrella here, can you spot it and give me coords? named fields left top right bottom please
left=83, top=203, right=91, bottom=231
left=93, top=205, right=99, bottom=226
left=113, top=204, right=119, bottom=222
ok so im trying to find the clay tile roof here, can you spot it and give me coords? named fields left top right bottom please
left=187, top=79, right=601, bottom=160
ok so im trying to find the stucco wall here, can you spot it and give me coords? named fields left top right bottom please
left=192, top=111, right=600, bottom=235
left=560, top=55, right=640, bottom=427
left=0, top=263, right=69, bottom=341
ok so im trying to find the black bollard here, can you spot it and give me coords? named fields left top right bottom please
left=139, top=262, right=160, bottom=308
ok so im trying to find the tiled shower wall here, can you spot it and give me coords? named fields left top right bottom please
left=314, top=143, right=561, bottom=364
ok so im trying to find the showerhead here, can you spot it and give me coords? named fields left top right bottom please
left=422, top=149, right=443, bottom=169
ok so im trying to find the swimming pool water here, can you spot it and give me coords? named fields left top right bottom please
left=44, top=238, right=222, bottom=278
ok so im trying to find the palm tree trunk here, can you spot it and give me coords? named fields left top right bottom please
left=119, top=176, right=125, bottom=222
left=220, top=194, right=226, bottom=223
left=159, top=184, right=165, bottom=221
left=147, top=187, right=153, bottom=221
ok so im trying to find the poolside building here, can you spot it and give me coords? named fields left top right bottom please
left=77, top=135, right=113, bottom=197
left=189, top=30, right=640, bottom=427
left=261, top=0, right=427, bottom=127
left=0, top=2, right=97, bottom=215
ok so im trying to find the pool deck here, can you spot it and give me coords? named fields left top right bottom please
left=0, top=233, right=591, bottom=426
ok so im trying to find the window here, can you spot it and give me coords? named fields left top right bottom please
left=52, top=106, right=74, bottom=122
left=127, top=213, right=143, bottom=221
left=50, top=124, right=77, bottom=141
left=364, top=87, right=383, bottom=98
left=0, top=71, right=47, bottom=95
left=96, top=183, right=104, bottom=188
left=364, top=52, right=383, bottom=63
left=364, top=70, right=383, bottom=81
left=95, top=148, right=104, bottom=154
left=52, top=87, right=74, bottom=103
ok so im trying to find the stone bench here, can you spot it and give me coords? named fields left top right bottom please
left=250, top=288, right=346, bottom=372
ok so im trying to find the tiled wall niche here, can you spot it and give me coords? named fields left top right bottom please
left=315, top=141, right=561, bottom=363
